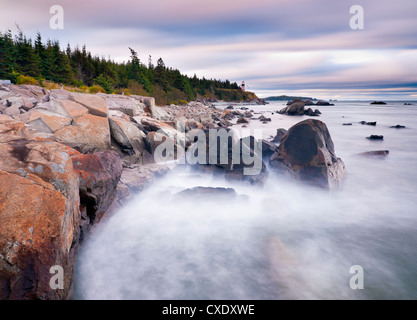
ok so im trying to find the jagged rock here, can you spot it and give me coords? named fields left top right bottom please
left=50, top=89, right=71, bottom=100
left=305, top=108, right=315, bottom=116
left=0, top=136, right=81, bottom=300
left=0, top=115, right=28, bottom=137
left=217, top=119, right=233, bottom=127
left=258, top=115, right=272, bottom=122
left=188, top=129, right=268, bottom=186
left=99, top=94, right=146, bottom=117
left=145, top=131, right=177, bottom=162
left=241, top=136, right=278, bottom=158
left=237, top=117, right=249, bottom=124
left=51, top=99, right=88, bottom=119
left=107, top=164, right=170, bottom=214
left=129, top=95, right=155, bottom=110
left=278, top=102, right=305, bottom=116
left=149, top=104, right=171, bottom=121
left=8, top=85, right=48, bottom=102
left=71, top=151, right=122, bottom=227
left=315, top=100, right=334, bottom=106
left=271, top=128, right=288, bottom=143
left=3, top=104, right=21, bottom=117
left=261, top=139, right=279, bottom=157
left=70, top=92, right=108, bottom=118
left=270, top=119, right=345, bottom=190
left=25, top=118, right=54, bottom=135
left=54, top=114, right=111, bottom=153
left=24, top=109, right=72, bottom=132
left=109, top=117, right=147, bottom=164
left=220, top=110, right=233, bottom=120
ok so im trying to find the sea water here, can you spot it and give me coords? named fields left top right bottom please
left=73, top=101, right=417, bottom=300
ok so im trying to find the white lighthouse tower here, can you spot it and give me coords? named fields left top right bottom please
left=240, top=81, right=246, bottom=92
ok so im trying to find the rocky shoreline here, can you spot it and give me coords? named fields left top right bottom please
left=0, top=84, right=345, bottom=299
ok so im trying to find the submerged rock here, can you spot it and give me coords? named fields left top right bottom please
left=390, top=125, right=406, bottom=129
left=360, top=121, right=377, bottom=126
left=367, top=135, right=384, bottom=140
left=270, top=119, right=345, bottom=190
left=358, top=150, right=389, bottom=157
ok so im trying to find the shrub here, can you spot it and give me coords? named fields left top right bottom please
left=127, top=80, right=149, bottom=96
left=78, top=85, right=89, bottom=93
left=88, top=85, right=106, bottom=94
left=16, top=75, right=39, bottom=86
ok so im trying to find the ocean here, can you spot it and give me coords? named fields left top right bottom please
left=73, top=100, right=417, bottom=300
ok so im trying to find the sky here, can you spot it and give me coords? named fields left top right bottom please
left=1, top=0, right=416, bottom=100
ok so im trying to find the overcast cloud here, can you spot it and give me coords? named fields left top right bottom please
left=1, top=0, right=416, bottom=99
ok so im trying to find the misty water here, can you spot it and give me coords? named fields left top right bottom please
left=73, top=101, right=417, bottom=300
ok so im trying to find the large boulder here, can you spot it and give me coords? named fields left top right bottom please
left=136, top=116, right=179, bottom=139
left=148, top=104, right=171, bottom=121
left=8, top=85, right=49, bottom=102
left=99, top=94, right=146, bottom=117
left=278, top=102, right=305, bottom=116
left=278, top=101, right=321, bottom=117
left=188, top=129, right=268, bottom=186
left=106, top=164, right=170, bottom=215
left=69, top=92, right=108, bottom=118
left=0, top=115, right=28, bottom=137
left=71, top=151, right=122, bottom=229
left=24, top=109, right=72, bottom=132
left=54, top=114, right=111, bottom=153
left=0, top=136, right=81, bottom=300
left=270, top=119, right=345, bottom=190
left=109, top=117, right=147, bottom=164
left=50, top=99, right=89, bottom=119
left=109, top=117, right=146, bottom=151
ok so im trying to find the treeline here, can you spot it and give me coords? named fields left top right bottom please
left=0, top=30, right=254, bottom=105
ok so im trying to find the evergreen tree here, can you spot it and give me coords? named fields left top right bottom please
left=34, top=32, right=50, bottom=79
left=14, top=30, right=40, bottom=77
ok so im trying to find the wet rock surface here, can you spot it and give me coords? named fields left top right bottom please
left=270, top=119, right=345, bottom=190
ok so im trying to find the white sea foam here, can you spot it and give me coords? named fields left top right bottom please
left=74, top=101, right=417, bottom=300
